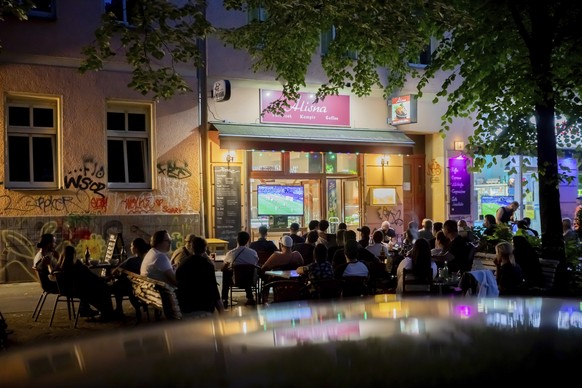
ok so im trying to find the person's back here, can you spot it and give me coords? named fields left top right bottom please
left=512, top=236, right=543, bottom=287
left=418, top=219, right=434, bottom=241
left=335, top=240, right=369, bottom=279
left=293, top=230, right=318, bottom=265
left=297, top=244, right=334, bottom=281
left=249, top=225, right=278, bottom=257
left=443, top=220, right=471, bottom=274
left=288, top=222, right=305, bottom=245
left=176, top=237, right=222, bottom=314
left=262, top=236, right=303, bottom=271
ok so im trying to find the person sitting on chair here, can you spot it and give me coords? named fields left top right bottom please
left=249, top=225, right=279, bottom=260
left=141, top=230, right=177, bottom=288
left=293, top=230, right=318, bottom=265
left=395, top=238, right=437, bottom=294
left=288, top=222, right=305, bottom=245
left=56, top=245, right=116, bottom=321
left=494, top=242, right=524, bottom=295
left=334, top=240, right=369, bottom=279
left=176, top=237, right=224, bottom=316
left=297, top=244, right=334, bottom=281
left=222, top=231, right=259, bottom=307
left=261, top=236, right=303, bottom=272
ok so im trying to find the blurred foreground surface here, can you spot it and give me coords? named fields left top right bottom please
left=2, top=294, right=582, bottom=387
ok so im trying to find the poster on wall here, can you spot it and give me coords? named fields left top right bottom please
left=449, top=156, right=471, bottom=215
left=214, top=166, right=241, bottom=249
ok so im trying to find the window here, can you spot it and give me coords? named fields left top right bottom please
left=5, top=96, right=59, bottom=189
left=106, top=101, right=152, bottom=189
left=28, top=0, right=56, bottom=19
left=104, top=0, right=138, bottom=25
left=251, top=151, right=282, bottom=172
left=410, top=40, right=432, bottom=67
left=321, top=26, right=358, bottom=60
left=248, top=4, right=267, bottom=23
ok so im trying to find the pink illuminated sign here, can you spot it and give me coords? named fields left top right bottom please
left=260, top=89, right=350, bottom=126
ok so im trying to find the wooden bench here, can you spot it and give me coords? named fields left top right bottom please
left=473, top=253, right=559, bottom=295
left=120, top=269, right=182, bottom=322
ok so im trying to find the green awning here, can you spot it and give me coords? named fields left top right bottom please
left=210, top=122, right=415, bottom=154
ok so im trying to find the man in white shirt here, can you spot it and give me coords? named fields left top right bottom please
left=141, top=230, right=177, bottom=288
left=222, top=231, right=259, bottom=306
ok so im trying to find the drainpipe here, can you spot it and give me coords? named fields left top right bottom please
left=197, top=10, right=209, bottom=238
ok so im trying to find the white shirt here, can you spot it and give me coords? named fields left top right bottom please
left=224, top=246, right=258, bottom=266
left=141, top=248, right=174, bottom=285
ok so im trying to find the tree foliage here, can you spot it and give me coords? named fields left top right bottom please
left=5, top=1, right=582, bottom=262
left=78, top=0, right=213, bottom=100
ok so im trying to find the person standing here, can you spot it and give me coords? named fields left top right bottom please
left=496, top=201, right=519, bottom=225
left=176, top=237, right=224, bottom=316
left=141, top=230, right=177, bottom=288
left=222, top=231, right=259, bottom=307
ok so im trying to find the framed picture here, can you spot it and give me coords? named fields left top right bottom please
left=370, top=187, right=397, bottom=205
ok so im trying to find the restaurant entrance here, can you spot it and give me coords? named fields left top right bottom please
left=326, top=178, right=361, bottom=233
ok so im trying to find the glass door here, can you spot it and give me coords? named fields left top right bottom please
left=326, top=178, right=360, bottom=232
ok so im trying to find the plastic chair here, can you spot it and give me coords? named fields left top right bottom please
left=229, top=264, right=260, bottom=306
left=31, top=268, right=60, bottom=322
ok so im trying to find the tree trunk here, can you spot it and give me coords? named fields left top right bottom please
left=536, top=105, right=565, bottom=262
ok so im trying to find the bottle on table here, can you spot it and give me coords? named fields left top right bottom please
left=439, top=260, right=449, bottom=279
left=84, top=247, right=91, bottom=265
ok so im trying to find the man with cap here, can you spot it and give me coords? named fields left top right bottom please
left=288, top=222, right=305, bottom=245
left=357, top=226, right=371, bottom=248
left=261, top=235, right=304, bottom=272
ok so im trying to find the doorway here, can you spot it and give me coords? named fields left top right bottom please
left=326, top=178, right=361, bottom=233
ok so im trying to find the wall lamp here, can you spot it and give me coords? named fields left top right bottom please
left=380, top=155, right=389, bottom=167
left=225, top=151, right=235, bottom=164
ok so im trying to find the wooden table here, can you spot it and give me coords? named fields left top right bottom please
left=207, top=238, right=229, bottom=254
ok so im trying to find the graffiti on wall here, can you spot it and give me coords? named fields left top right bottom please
left=64, top=158, right=107, bottom=197
left=376, top=206, right=404, bottom=228
left=0, top=214, right=200, bottom=283
left=157, top=160, right=192, bottom=180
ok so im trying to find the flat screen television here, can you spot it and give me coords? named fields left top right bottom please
left=257, top=185, right=304, bottom=216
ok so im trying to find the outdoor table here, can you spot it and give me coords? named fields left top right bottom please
left=432, top=276, right=460, bottom=295
left=207, top=238, right=229, bottom=254
left=263, top=270, right=302, bottom=279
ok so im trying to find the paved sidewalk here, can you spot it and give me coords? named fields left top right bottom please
left=0, top=274, right=254, bottom=351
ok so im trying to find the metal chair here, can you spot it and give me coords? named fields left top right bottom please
left=31, top=268, right=60, bottom=322
left=51, top=271, right=83, bottom=328
left=229, top=264, right=260, bottom=306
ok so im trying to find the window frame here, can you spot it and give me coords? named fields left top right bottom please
left=104, top=0, right=138, bottom=26
left=409, top=39, right=433, bottom=68
left=106, top=100, right=154, bottom=190
left=5, top=94, right=60, bottom=190
left=320, top=26, right=358, bottom=60
left=28, top=0, right=57, bottom=20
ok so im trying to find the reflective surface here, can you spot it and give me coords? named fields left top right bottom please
left=2, top=295, right=582, bottom=386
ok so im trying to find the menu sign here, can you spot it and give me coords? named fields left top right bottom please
left=214, top=166, right=241, bottom=249
left=449, top=156, right=471, bottom=215
left=104, top=233, right=124, bottom=262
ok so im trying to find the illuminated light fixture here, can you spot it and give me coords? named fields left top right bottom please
left=454, top=141, right=465, bottom=151
left=380, top=155, right=390, bottom=167
left=225, top=151, right=235, bottom=163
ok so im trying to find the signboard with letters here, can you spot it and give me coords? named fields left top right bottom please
left=449, top=156, right=471, bottom=215
left=214, top=166, right=241, bottom=249
left=260, top=89, right=350, bottom=126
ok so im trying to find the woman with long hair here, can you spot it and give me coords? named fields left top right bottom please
left=494, top=242, right=524, bottom=295
left=396, top=238, right=437, bottom=293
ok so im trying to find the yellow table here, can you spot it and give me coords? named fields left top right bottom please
left=207, top=238, right=229, bottom=254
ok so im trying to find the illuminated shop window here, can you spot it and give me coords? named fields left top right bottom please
left=251, top=151, right=282, bottom=172
left=289, top=152, right=322, bottom=174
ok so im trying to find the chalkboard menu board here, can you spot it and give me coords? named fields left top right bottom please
left=104, top=233, right=124, bottom=262
left=449, top=156, right=471, bottom=215
left=214, top=166, right=241, bottom=249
